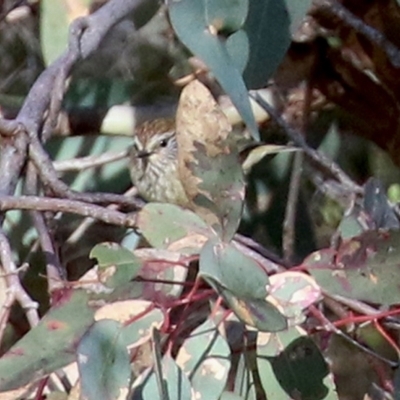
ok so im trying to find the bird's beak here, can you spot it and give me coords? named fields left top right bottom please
left=136, top=150, right=152, bottom=159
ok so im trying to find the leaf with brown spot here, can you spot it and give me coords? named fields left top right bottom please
left=176, top=80, right=245, bottom=241
left=0, top=290, right=94, bottom=391
left=304, top=230, right=400, bottom=305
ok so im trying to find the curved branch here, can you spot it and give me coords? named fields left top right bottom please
left=0, top=0, right=152, bottom=198
left=0, top=195, right=137, bottom=227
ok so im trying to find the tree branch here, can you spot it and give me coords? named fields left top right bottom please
left=0, top=0, right=152, bottom=198
left=0, top=196, right=137, bottom=227
left=251, top=92, right=363, bottom=195
left=0, top=229, right=39, bottom=327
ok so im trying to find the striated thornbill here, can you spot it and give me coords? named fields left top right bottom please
left=129, top=118, right=190, bottom=207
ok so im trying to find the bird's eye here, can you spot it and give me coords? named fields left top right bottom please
left=159, top=139, right=168, bottom=148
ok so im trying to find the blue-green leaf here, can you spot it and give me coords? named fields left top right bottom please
left=169, top=0, right=259, bottom=140
left=77, top=319, right=131, bottom=400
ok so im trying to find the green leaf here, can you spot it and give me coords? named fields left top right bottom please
left=222, top=289, right=287, bottom=332
left=285, top=0, right=313, bottom=35
left=137, top=203, right=212, bottom=253
left=233, top=352, right=257, bottom=400
left=257, top=328, right=335, bottom=400
left=77, top=320, right=131, bottom=400
left=267, top=271, right=321, bottom=326
left=199, top=239, right=287, bottom=331
left=169, top=0, right=259, bottom=140
left=304, top=230, right=400, bottom=305
left=93, top=299, right=164, bottom=350
left=139, top=330, right=193, bottom=400
left=40, top=0, right=71, bottom=65
left=241, top=144, right=300, bottom=174
left=120, top=302, right=164, bottom=349
left=204, top=0, right=249, bottom=33
left=241, top=0, right=312, bottom=89
left=135, top=249, right=190, bottom=303
left=90, top=242, right=142, bottom=289
left=199, top=238, right=269, bottom=299
left=226, top=30, right=250, bottom=74
left=242, top=0, right=291, bottom=88
left=0, top=290, right=94, bottom=391
left=176, top=318, right=230, bottom=400
left=140, top=354, right=192, bottom=400
left=356, top=322, right=398, bottom=362
left=188, top=142, right=245, bottom=241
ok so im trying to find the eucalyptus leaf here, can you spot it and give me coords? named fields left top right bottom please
left=176, top=318, right=230, bottom=400
left=204, top=0, right=249, bottom=34
left=199, top=238, right=287, bottom=331
left=40, top=0, right=72, bottom=65
left=257, top=328, right=335, bottom=400
left=242, top=0, right=291, bottom=88
left=137, top=203, right=212, bottom=252
left=90, top=242, right=142, bottom=289
left=0, top=290, right=94, bottom=391
left=305, top=230, right=400, bottom=305
left=78, top=319, right=131, bottom=400
left=169, top=0, right=259, bottom=139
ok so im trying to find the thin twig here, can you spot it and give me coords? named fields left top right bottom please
left=233, top=233, right=289, bottom=270
left=65, top=187, right=137, bottom=249
left=0, top=289, right=15, bottom=347
left=283, top=152, right=304, bottom=263
left=307, top=171, right=356, bottom=207
left=0, top=118, right=21, bottom=137
left=0, top=196, right=137, bottom=227
left=54, top=150, right=129, bottom=172
left=232, top=239, right=285, bottom=274
left=325, top=292, right=400, bottom=322
left=25, top=163, right=65, bottom=290
left=251, top=92, right=363, bottom=194
left=32, top=211, right=65, bottom=286
left=310, top=304, right=398, bottom=368
left=29, top=130, right=142, bottom=207
left=0, top=0, right=151, bottom=199
left=313, top=0, right=400, bottom=68
left=0, top=229, right=39, bottom=327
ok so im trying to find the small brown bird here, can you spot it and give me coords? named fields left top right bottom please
left=129, top=118, right=190, bottom=207
left=129, top=117, right=288, bottom=208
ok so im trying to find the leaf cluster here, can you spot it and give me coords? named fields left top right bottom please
left=0, top=1, right=400, bottom=400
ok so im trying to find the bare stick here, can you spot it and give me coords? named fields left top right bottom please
left=0, top=0, right=152, bottom=198
left=310, top=304, right=398, bottom=367
left=232, top=240, right=284, bottom=274
left=65, top=187, right=137, bottom=248
left=25, top=163, right=65, bottom=290
left=0, top=290, right=15, bottom=348
left=28, top=134, right=141, bottom=207
left=313, top=0, right=400, bottom=68
left=0, top=230, right=39, bottom=327
left=54, top=150, right=129, bottom=172
left=233, top=233, right=289, bottom=270
left=0, top=196, right=137, bottom=227
left=0, top=118, right=21, bottom=137
left=251, top=92, right=362, bottom=194
left=283, top=152, right=304, bottom=263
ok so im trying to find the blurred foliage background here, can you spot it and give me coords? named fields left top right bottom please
left=1, top=0, right=400, bottom=399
